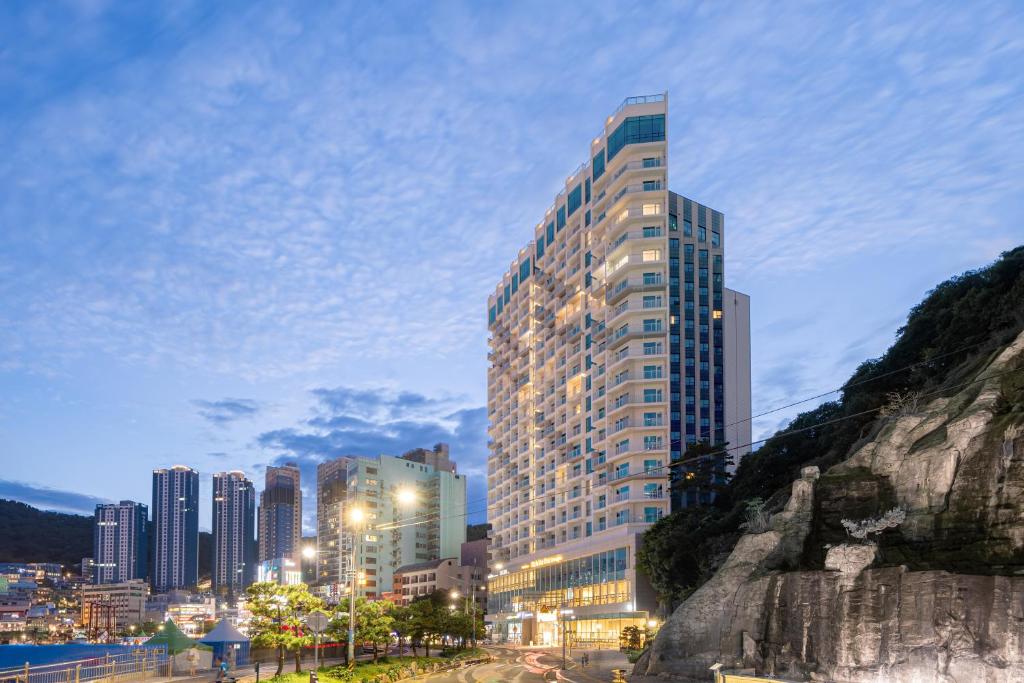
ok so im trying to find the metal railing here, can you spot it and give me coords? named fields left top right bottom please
left=0, top=649, right=169, bottom=683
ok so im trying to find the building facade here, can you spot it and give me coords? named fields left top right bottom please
left=392, top=557, right=485, bottom=607
left=256, top=558, right=303, bottom=586
left=212, top=471, right=257, bottom=596
left=258, top=463, right=302, bottom=563
left=80, top=579, right=147, bottom=632
left=485, top=94, right=751, bottom=647
left=723, top=288, right=752, bottom=472
left=151, top=466, right=200, bottom=592
left=316, top=456, right=351, bottom=588
left=92, top=501, right=148, bottom=585
left=340, top=450, right=467, bottom=601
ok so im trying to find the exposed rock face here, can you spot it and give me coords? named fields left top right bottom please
left=636, top=332, right=1024, bottom=682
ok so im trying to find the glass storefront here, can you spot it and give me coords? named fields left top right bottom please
left=491, top=612, right=649, bottom=649
left=488, top=546, right=650, bottom=648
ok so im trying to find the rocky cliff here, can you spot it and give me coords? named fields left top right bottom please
left=635, top=330, right=1024, bottom=682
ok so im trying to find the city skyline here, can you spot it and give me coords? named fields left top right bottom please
left=2, top=1, right=1023, bottom=534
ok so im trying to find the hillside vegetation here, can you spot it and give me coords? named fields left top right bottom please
left=0, top=499, right=214, bottom=577
left=0, top=499, right=94, bottom=567
left=638, top=245, right=1024, bottom=608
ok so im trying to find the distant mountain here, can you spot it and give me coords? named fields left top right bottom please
left=0, top=499, right=93, bottom=568
left=0, top=498, right=214, bottom=579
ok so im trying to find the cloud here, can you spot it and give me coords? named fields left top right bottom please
left=193, top=398, right=261, bottom=425
left=0, top=480, right=110, bottom=516
left=257, top=386, right=489, bottom=529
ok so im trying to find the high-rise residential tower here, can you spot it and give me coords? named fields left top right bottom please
left=485, top=94, right=751, bottom=647
left=151, top=466, right=200, bottom=592
left=337, top=447, right=466, bottom=601
left=211, top=471, right=257, bottom=595
left=258, top=463, right=302, bottom=563
left=92, top=500, right=148, bottom=584
left=316, top=456, right=352, bottom=588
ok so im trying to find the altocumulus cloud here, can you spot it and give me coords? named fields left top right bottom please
left=257, top=386, right=488, bottom=523
left=193, top=398, right=261, bottom=426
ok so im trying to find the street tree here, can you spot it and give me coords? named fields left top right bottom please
left=356, top=599, right=394, bottom=661
left=245, top=582, right=325, bottom=675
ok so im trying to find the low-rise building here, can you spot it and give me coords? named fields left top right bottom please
left=80, top=580, right=147, bottom=632
left=0, top=613, right=26, bottom=633
left=166, top=597, right=216, bottom=637
left=392, top=557, right=486, bottom=607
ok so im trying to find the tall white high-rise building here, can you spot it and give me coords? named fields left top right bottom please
left=212, top=471, right=256, bottom=595
left=92, top=501, right=148, bottom=584
left=151, top=466, right=199, bottom=592
left=485, top=94, right=751, bottom=647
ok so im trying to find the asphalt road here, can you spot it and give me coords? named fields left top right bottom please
left=405, top=646, right=564, bottom=683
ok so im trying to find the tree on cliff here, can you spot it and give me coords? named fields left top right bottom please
left=638, top=246, right=1024, bottom=606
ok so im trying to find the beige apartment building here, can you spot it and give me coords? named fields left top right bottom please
left=80, top=579, right=148, bottom=632
left=391, top=557, right=486, bottom=607
left=486, top=94, right=751, bottom=648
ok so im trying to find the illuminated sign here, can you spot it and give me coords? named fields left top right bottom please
left=522, top=555, right=563, bottom=570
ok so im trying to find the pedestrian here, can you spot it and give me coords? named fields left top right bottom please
left=187, top=647, right=199, bottom=676
left=213, top=657, right=227, bottom=682
left=581, top=652, right=589, bottom=668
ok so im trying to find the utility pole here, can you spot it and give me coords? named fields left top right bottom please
left=346, top=513, right=361, bottom=668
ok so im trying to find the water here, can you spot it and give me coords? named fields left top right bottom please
left=0, top=644, right=160, bottom=669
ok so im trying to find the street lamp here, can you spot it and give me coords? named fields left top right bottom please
left=302, top=546, right=317, bottom=560
left=396, top=487, right=417, bottom=506
left=346, top=505, right=365, bottom=667
left=346, top=490, right=416, bottom=666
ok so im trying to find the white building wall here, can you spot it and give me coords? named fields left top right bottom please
left=723, top=287, right=752, bottom=472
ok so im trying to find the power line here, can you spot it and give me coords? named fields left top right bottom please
left=722, top=339, right=994, bottom=429
left=375, top=364, right=1023, bottom=533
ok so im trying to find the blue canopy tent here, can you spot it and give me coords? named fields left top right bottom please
left=199, top=619, right=250, bottom=667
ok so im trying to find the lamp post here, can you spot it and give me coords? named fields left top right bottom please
left=346, top=506, right=364, bottom=668
left=346, top=487, right=417, bottom=667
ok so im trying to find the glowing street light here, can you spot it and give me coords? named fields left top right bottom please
left=302, top=545, right=317, bottom=559
left=396, top=487, right=417, bottom=505
left=349, top=506, right=365, bottom=524
left=450, top=590, right=460, bottom=599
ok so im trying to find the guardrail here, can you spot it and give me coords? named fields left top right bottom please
left=0, top=649, right=169, bottom=683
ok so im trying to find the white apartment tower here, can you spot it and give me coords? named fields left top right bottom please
left=211, top=471, right=257, bottom=595
left=485, top=94, right=751, bottom=647
left=151, top=465, right=199, bottom=592
left=92, top=501, right=148, bottom=585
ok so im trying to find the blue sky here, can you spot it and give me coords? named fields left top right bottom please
left=1, top=1, right=1022, bottom=533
